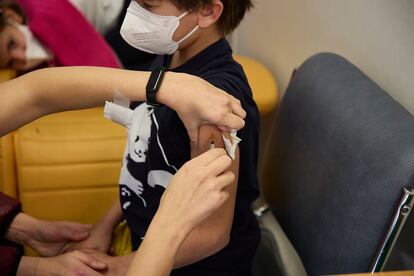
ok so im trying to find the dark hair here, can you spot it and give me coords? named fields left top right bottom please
left=171, top=0, right=253, bottom=34
left=0, top=9, right=6, bottom=33
left=0, top=0, right=26, bottom=32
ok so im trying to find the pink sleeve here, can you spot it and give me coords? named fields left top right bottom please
left=17, top=0, right=121, bottom=68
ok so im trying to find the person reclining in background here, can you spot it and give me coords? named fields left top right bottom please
left=0, top=0, right=120, bottom=72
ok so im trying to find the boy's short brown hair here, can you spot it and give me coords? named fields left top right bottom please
left=172, top=0, right=253, bottom=34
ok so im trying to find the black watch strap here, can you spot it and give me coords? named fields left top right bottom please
left=146, top=66, right=167, bottom=106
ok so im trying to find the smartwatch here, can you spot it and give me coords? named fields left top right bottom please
left=146, top=66, right=167, bottom=106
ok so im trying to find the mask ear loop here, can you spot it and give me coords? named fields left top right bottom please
left=176, top=9, right=199, bottom=44
left=177, top=25, right=199, bottom=44
left=177, top=11, right=189, bottom=20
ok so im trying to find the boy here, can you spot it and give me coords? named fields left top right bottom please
left=72, top=0, right=260, bottom=275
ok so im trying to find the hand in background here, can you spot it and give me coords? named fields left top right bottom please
left=5, top=213, right=92, bottom=257
left=18, top=251, right=108, bottom=276
left=29, top=219, right=93, bottom=257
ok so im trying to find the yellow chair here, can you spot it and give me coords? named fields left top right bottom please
left=234, top=55, right=278, bottom=116
left=12, top=108, right=125, bottom=224
left=234, top=55, right=279, bottom=200
left=0, top=69, right=16, bottom=82
left=0, top=70, right=16, bottom=193
left=1, top=133, right=17, bottom=197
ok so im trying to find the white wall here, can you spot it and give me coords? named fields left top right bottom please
left=233, top=0, right=414, bottom=114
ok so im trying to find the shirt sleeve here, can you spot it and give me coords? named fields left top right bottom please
left=0, top=193, right=22, bottom=237
left=0, top=241, right=23, bottom=276
left=0, top=192, right=23, bottom=276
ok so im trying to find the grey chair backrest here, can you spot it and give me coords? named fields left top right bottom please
left=263, top=53, right=414, bottom=275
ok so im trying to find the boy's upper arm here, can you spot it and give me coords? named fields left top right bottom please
left=195, top=76, right=243, bottom=237
left=195, top=124, right=239, bottom=237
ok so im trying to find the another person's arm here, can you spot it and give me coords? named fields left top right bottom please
left=83, top=149, right=234, bottom=276
left=126, top=148, right=233, bottom=276
left=0, top=192, right=106, bottom=276
left=120, top=128, right=238, bottom=270
left=5, top=213, right=92, bottom=257
left=0, top=67, right=246, bottom=149
left=17, top=252, right=106, bottom=276
left=88, top=128, right=239, bottom=273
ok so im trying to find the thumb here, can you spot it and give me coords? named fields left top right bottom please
left=75, top=251, right=107, bottom=271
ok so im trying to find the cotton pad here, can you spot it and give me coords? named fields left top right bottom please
left=222, top=130, right=242, bottom=160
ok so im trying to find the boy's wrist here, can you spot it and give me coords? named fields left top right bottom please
left=98, top=201, right=124, bottom=231
left=96, top=216, right=118, bottom=233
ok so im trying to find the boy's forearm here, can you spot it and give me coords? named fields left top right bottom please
left=97, top=199, right=124, bottom=232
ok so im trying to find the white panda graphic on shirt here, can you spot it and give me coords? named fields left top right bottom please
left=116, top=103, right=176, bottom=211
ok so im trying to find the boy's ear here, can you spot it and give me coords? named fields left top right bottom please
left=197, top=0, right=223, bottom=29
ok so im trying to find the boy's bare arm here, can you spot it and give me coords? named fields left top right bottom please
left=173, top=125, right=239, bottom=268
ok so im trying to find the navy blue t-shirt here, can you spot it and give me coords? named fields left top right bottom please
left=121, top=39, right=260, bottom=276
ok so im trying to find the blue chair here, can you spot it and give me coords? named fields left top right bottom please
left=254, top=53, right=414, bottom=275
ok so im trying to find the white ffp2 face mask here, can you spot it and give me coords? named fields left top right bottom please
left=16, top=24, right=51, bottom=70
left=120, top=1, right=199, bottom=55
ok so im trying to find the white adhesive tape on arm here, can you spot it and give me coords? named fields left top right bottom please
left=222, top=130, right=241, bottom=160
left=104, top=101, right=134, bottom=127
